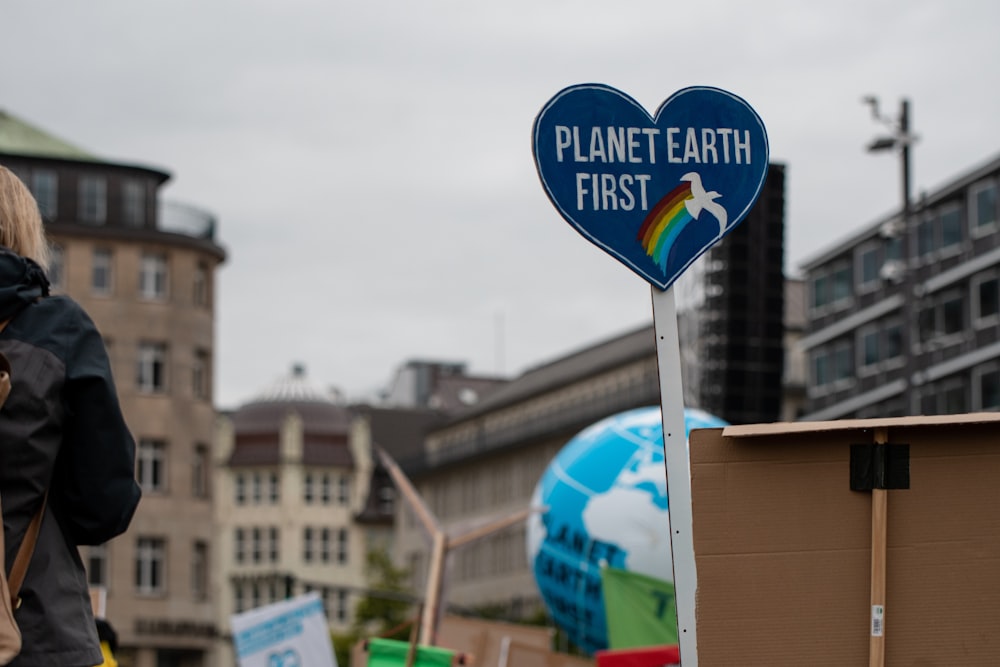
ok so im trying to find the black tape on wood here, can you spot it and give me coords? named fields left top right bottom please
left=850, top=443, right=910, bottom=491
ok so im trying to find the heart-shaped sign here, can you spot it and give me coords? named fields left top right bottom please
left=533, top=85, right=769, bottom=290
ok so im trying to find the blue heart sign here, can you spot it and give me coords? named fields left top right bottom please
left=533, top=85, right=769, bottom=290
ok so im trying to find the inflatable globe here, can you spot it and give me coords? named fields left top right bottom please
left=526, top=406, right=727, bottom=654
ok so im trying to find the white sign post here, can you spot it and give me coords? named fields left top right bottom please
left=230, top=592, right=338, bottom=667
left=652, top=286, right=699, bottom=664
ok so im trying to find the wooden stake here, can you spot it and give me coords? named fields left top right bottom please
left=419, top=530, right=446, bottom=646
left=869, top=427, right=889, bottom=667
left=405, top=605, right=423, bottom=667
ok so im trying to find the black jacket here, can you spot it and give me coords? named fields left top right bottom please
left=0, top=250, right=140, bottom=666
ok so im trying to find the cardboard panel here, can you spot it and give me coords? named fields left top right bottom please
left=689, top=419, right=1000, bottom=665
left=436, top=615, right=553, bottom=667
left=503, top=641, right=593, bottom=667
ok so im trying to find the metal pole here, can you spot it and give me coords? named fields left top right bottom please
left=899, top=99, right=915, bottom=414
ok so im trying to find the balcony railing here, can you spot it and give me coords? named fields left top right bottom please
left=158, top=201, right=218, bottom=240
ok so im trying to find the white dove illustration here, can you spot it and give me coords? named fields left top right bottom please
left=681, top=172, right=728, bottom=236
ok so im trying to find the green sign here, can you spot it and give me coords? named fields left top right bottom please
left=601, top=567, right=678, bottom=649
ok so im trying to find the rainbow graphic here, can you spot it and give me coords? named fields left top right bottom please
left=637, top=180, right=694, bottom=273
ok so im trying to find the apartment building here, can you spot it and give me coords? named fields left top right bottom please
left=212, top=366, right=367, bottom=664
left=800, top=151, right=1000, bottom=419
left=0, top=110, right=225, bottom=667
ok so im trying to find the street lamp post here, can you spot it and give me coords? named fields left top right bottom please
left=864, top=96, right=917, bottom=414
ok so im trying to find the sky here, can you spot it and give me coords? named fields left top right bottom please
left=3, top=0, right=1000, bottom=409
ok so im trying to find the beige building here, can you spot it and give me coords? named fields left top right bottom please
left=395, top=326, right=661, bottom=617
left=212, top=366, right=374, bottom=665
left=0, top=110, right=225, bottom=666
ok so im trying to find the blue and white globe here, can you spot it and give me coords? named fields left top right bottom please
left=525, top=406, right=728, bottom=655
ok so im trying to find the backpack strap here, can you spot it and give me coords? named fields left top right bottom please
left=7, top=498, right=45, bottom=608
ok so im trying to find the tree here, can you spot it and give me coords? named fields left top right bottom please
left=352, top=547, right=414, bottom=636
left=331, top=547, right=416, bottom=666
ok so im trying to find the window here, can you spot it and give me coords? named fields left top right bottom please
left=321, top=473, right=331, bottom=504
left=337, top=529, right=348, bottom=564
left=193, top=262, right=209, bottom=307
left=268, top=472, right=280, bottom=504
left=234, top=582, right=245, bottom=613
left=812, top=350, right=833, bottom=387
left=885, top=235, right=902, bottom=261
left=916, top=217, right=934, bottom=258
left=831, top=265, right=851, bottom=302
left=137, top=439, right=167, bottom=492
left=303, top=527, right=314, bottom=563
left=92, top=247, right=113, bottom=295
left=320, top=528, right=331, bottom=563
left=811, top=263, right=852, bottom=310
left=941, top=294, right=964, bottom=335
left=139, top=252, right=168, bottom=300
left=135, top=537, right=166, bottom=595
left=884, top=321, right=903, bottom=361
left=31, top=170, right=57, bottom=220
left=251, top=527, right=262, bottom=564
left=48, top=244, right=64, bottom=291
left=942, top=380, right=967, bottom=414
left=192, top=444, right=209, bottom=499
left=971, top=181, right=998, bottom=234
left=939, top=206, right=963, bottom=250
left=269, top=527, right=279, bottom=563
left=86, top=544, right=109, bottom=587
left=338, top=475, right=350, bottom=505
left=336, top=589, right=348, bottom=623
left=860, top=327, right=879, bottom=369
left=833, top=341, right=853, bottom=382
left=192, top=349, right=209, bottom=400
left=858, top=320, right=904, bottom=372
left=192, top=541, right=208, bottom=600
left=920, top=294, right=966, bottom=340
left=234, top=528, right=245, bottom=563
left=975, top=274, right=1000, bottom=323
left=137, top=342, right=167, bottom=392
left=251, top=581, right=261, bottom=610
left=235, top=473, right=246, bottom=505
left=978, top=367, right=1000, bottom=410
left=122, top=180, right=145, bottom=227
left=79, top=176, right=107, bottom=224
left=812, top=341, right=854, bottom=387
left=856, top=244, right=880, bottom=291
left=252, top=472, right=262, bottom=504
left=811, top=274, right=828, bottom=309
left=303, top=474, right=314, bottom=503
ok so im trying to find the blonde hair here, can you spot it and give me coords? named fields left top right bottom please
left=0, top=165, right=51, bottom=271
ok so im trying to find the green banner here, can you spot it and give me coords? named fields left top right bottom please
left=601, top=567, right=678, bottom=649
left=366, top=638, right=454, bottom=667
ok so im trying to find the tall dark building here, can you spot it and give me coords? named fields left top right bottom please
left=677, top=163, right=787, bottom=424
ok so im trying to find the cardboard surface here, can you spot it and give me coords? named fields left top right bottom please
left=436, top=615, right=553, bottom=667
left=690, top=417, right=1000, bottom=665
left=502, top=640, right=593, bottom=667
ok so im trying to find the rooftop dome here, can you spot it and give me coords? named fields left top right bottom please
left=232, top=364, right=352, bottom=435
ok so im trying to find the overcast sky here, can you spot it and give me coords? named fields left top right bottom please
left=3, top=1, right=999, bottom=409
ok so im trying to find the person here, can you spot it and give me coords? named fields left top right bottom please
left=94, top=618, right=118, bottom=667
left=0, top=165, right=141, bottom=666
